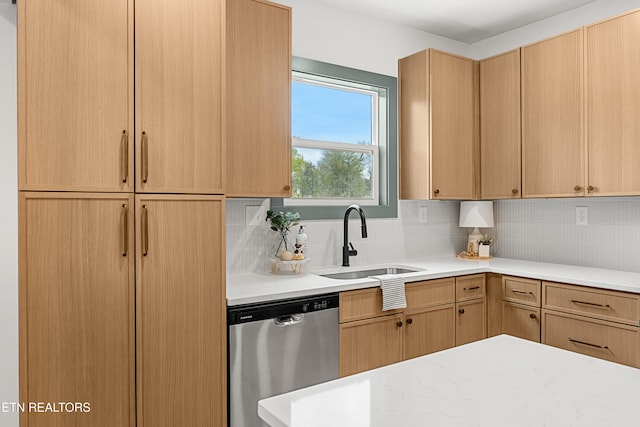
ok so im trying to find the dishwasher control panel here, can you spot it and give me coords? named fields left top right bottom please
left=228, top=293, right=339, bottom=325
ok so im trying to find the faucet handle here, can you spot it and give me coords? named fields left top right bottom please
left=348, top=242, right=358, bottom=256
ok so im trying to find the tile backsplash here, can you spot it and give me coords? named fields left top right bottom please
left=227, top=196, right=640, bottom=275
left=493, top=197, right=640, bottom=273
left=226, top=199, right=467, bottom=274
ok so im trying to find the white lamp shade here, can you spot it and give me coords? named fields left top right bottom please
left=459, top=201, right=494, bottom=228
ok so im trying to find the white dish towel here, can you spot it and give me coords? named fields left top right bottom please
left=372, top=274, right=407, bottom=311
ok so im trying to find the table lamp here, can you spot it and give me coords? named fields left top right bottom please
left=459, top=201, right=494, bottom=255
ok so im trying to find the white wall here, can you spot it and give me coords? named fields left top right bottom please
left=471, top=0, right=640, bottom=58
left=0, top=3, right=18, bottom=427
left=277, top=0, right=471, bottom=76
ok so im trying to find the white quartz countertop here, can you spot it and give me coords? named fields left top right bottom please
left=227, top=256, right=640, bottom=306
left=258, top=335, right=640, bottom=427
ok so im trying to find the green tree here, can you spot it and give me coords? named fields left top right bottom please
left=316, top=150, right=371, bottom=198
left=291, top=148, right=319, bottom=198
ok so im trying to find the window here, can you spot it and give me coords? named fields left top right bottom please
left=273, top=57, right=398, bottom=220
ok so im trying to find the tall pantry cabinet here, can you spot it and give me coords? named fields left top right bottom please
left=18, top=1, right=227, bottom=426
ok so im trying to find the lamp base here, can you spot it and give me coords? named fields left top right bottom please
left=467, top=227, right=483, bottom=255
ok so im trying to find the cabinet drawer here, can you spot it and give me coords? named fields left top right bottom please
left=503, top=276, right=541, bottom=307
left=542, top=310, right=639, bottom=368
left=339, top=288, right=401, bottom=323
left=455, top=274, right=486, bottom=302
left=542, top=282, right=640, bottom=326
left=502, top=301, right=540, bottom=342
left=406, top=278, right=455, bottom=310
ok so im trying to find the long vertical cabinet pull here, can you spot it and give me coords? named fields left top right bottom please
left=122, top=203, right=129, bottom=256
left=141, top=132, right=149, bottom=184
left=142, top=204, right=149, bottom=256
left=121, top=130, right=129, bottom=183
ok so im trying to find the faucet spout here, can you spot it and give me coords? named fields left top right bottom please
left=343, top=204, right=368, bottom=267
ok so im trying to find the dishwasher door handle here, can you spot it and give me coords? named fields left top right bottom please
left=274, top=314, right=304, bottom=326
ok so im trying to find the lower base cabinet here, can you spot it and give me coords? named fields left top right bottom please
left=339, top=314, right=404, bottom=377
left=542, top=310, right=639, bottom=368
left=456, top=299, right=486, bottom=346
left=404, top=304, right=455, bottom=360
left=502, top=302, right=541, bottom=342
left=136, top=195, right=226, bottom=427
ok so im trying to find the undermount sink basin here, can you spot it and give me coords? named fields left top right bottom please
left=320, top=267, right=422, bottom=280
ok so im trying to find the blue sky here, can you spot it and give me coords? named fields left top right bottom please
left=292, top=81, right=372, bottom=144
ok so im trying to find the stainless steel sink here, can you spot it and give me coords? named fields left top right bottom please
left=320, top=267, right=422, bottom=280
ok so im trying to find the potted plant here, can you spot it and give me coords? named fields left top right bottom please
left=266, top=210, right=300, bottom=258
left=478, top=235, right=493, bottom=257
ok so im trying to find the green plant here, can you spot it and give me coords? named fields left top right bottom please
left=266, top=210, right=301, bottom=256
left=479, top=234, right=493, bottom=245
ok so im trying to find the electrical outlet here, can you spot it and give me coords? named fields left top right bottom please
left=576, top=206, right=588, bottom=226
left=418, top=206, right=428, bottom=223
left=245, top=206, right=261, bottom=227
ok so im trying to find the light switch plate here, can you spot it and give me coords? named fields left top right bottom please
left=576, top=206, right=588, bottom=226
left=418, top=206, right=428, bottom=223
left=245, top=206, right=261, bottom=227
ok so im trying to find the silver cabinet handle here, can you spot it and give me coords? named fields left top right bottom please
left=511, top=289, right=534, bottom=296
left=274, top=314, right=304, bottom=326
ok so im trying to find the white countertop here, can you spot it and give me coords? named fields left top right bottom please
left=227, top=256, right=640, bottom=306
left=258, top=335, right=640, bottom=427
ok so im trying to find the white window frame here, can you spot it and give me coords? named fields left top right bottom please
left=287, top=73, right=382, bottom=207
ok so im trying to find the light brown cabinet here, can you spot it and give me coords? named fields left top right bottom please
left=339, top=314, right=404, bottom=377
left=18, top=0, right=134, bottom=192
left=226, top=0, right=292, bottom=197
left=502, top=302, right=541, bottom=342
left=19, top=193, right=135, bottom=427
left=398, top=49, right=477, bottom=200
left=521, top=29, right=585, bottom=198
left=136, top=0, right=224, bottom=194
left=479, top=49, right=521, bottom=199
left=501, top=276, right=542, bottom=342
left=586, top=10, right=640, bottom=196
left=455, top=275, right=487, bottom=345
left=339, top=278, right=457, bottom=376
left=542, top=281, right=640, bottom=368
left=136, top=195, right=226, bottom=427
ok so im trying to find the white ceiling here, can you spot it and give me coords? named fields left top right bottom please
left=316, top=0, right=598, bottom=44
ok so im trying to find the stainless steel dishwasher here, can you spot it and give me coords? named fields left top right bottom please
left=228, top=293, right=339, bottom=427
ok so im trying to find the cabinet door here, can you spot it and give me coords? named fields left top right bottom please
left=226, top=0, right=292, bottom=197
left=18, top=0, right=134, bottom=192
left=136, top=195, right=225, bottom=427
left=586, top=10, right=640, bottom=196
left=480, top=50, right=521, bottom=199
left=456, top=299, right=486, bottom=346
left=430, top=50, right=477, bottom=200
left=543, top=310, right=638, bottom=368
left=339, top=315, right=403, bottom=377
left=404, top=305, right=455, bottom=359
left=502, top=302, right=541, bottom=342
left=522, top=30, right=584, bottom=198
left=135, top=0, right=224, bottom=194
left=19, top=193, right=135, bottom=427
left=398, top=50, right=430, bottom=200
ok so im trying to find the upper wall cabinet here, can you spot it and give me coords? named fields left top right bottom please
left=398, top=49, right=477, bottom=200
left=480, top=49, right=521, bottom=200
left=521, top=29, right=584, bottom=198
left=430, top=50, right=477, bottom=200
left=136, top=0, right=224, bottom=194
left=586, top=10, right=640, bottom=196
left=18, top=0, right=134, bottom=192
left=226, top=0, right=292, bottom=197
